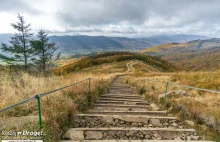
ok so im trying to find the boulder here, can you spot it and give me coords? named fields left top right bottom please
left=63, top=129, right=84, bottom=140
left=150, top=103, right=160, bottom=111
left=85, top=131, right=103, bottom=140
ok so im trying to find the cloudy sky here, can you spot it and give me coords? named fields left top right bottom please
left=1, top=0, right=220, bottom=37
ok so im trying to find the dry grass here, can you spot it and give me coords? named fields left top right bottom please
left=0, top=63, right=124, bottom=141
left=125, top=70, right=220, bottom=141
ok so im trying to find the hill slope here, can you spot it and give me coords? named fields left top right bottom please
left=140, top=38, right=220, bottom=71
left=136, top=34, right=209, bottom=46
left=53, top=52, right=176, bottom=75
left=0, top=34, right=209, bottom=56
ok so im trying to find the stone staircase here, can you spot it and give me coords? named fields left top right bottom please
left=60, top=76, right=212, bottom=142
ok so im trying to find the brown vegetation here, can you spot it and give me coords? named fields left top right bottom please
left=125, top=68, right=220, bottom=141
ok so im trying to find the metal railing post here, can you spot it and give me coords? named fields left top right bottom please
left=164, top=82, right=169, bottom=107
left=88, top=78, right=91, bottom=106
left=36, top=94, right=43, bottom=129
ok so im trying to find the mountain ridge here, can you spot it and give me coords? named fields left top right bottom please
left=140, top=38, right=220, bottom=71
left=0, top=34, right=210, bottom=55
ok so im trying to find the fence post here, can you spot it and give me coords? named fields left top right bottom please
left=88, top=78, right=91, bottom=106
left=164, top=82, right=169, bottom=107
left=36, top=94, right=43, bottom=129
left=102, top=78, right=104, bottom=84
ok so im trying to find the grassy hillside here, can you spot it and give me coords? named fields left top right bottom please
left=125, top=69, right=220, bottom=141
left=0, top=62, right=126, bottom=141
left=140, top=38, right=220, bottom=71
left=53, top=52, right=176, bottom=75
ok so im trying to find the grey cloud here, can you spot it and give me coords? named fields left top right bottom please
left=56, top=0, right=220, bottom=27
left=0, top=0, right=40, bottom=14
left=2, top=0, right=220, bottom=37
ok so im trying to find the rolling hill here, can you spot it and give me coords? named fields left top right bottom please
left=136, top=34, right=209, bottom=46
left=140, top=38, right=220, bottom=71
left=53, top=52, right=176, bottom=75
left=0, top=34, right=209, bottom=56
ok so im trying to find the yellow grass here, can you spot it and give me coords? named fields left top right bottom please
left=0, top=62, right=125, bottom=141
left=124, top=65, right=220, bottom=141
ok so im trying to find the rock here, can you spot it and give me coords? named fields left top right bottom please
left=149, top=119, right=162, bottom=127
left=187, top=136, right=192, bottom=140
left=131, top=122, right=138, bottom=127
left=153, top=133, right=160, bottom=138
left=159, top=131, right=178, bottom=139
left=145, top=134, right=151, bottom=139
left=174, top=136, right=182, bottom=140
left=126, top=131, right=134, bottom=137
left=124, top=101, right=136, bottom=105
left=163, top=122, right=169, bottom=126
left=176, top=89, right=189, bottom=96
left=205, top=117, right=216, bottom=128
left=85, top=131, right=103, bottom=140
left=185, top=120, right=195, bottom=127
left=191, top=136, right=200, bottom=140
left=120, top=116, right=149, bottom=124
left=171, top=122, right=178, bottom=127
left=150, top=103, right=160, bottom=111
left=178, top=126, right=183, bottom=129
left=63, top=129, right=84, bottom=140
left=138, top=123, right=142, bottom=126
left=158, top=91, right=175, bottom=102
left=199, top=115, right=216, bottom=128
left=103, top=116, right=113, bottom=123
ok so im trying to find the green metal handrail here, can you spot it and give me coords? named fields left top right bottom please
left=0, top=77, right=104, bottom=129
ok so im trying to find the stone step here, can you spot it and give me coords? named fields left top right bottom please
left=93, top=104, right=150, bottom=109
left=93, top=107, right=149, bottom=111
left=61, top=140, right=213, bottom=142
left=96, top=100, right=149, bottom=105
left=92, top=107, right=151, bottom=111
left=110, top=88, right=134, bottom=90
left=111, top=86, right=132, bottom=89
left=62, top=128, right=200, bottom=140
left=99, top=98, right=146, bottom=102
left=74, top=114, right=182, bottom=128
left=87, top=110, right=167, bottom=116
left=110, top=90, right=135, bottom=92
left=103, top=93, right=141, bottom=97
left=101, top=95, right=144, bottom=99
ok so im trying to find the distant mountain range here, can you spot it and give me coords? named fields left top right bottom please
left=0, top=34, right=210, bottom=55
left=140, top=38, right=220, bottom=71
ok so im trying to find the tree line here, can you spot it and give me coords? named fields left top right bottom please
left=0, top=14, right=60, bottom=76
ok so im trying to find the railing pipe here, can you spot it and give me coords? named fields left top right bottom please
left=36, top=94, right=43, bottom=129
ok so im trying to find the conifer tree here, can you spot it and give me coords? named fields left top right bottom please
left=0, top=14, right=33, bottom=70
left=31, top=29, right=60, bottom=76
